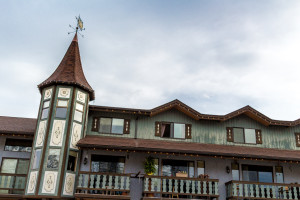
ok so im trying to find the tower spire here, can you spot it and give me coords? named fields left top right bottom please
left=38, top=16, right=94, bottom=100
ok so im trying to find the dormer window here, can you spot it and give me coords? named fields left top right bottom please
left=155, top=122, right=192, bottom=139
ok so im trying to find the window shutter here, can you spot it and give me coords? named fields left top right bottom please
left=123, top=119, right=130, bottom=134
left=255, top=129, right=262, bottom=144
left=226, top=127, right=234, bottom=142
left=91, top=117, right=99, bottom=132
left=295, top=133, right=300, bottom=147
left=155, top=122, right=161, bottom=137
left=185, top=124, right=192, bottom=139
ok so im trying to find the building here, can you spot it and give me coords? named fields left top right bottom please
left=1, top=32, right=300, bottom=200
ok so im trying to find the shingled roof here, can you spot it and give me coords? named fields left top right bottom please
left=0, top=116, right=36, bottom=135
left=38, top=34, right=95, bottom=100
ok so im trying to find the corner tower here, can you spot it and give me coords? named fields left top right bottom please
left=25, top=33, right=94, bottom=198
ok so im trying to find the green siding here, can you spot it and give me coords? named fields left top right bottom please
left=87, top=108, right=300, bottom=150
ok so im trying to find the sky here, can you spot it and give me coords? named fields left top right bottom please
left=1, top=0, right=300, bottom=120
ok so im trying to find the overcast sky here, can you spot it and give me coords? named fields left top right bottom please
left=1, top=0, right=300, bottom=120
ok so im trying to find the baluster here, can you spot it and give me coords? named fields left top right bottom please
left=250, top=184, right=254, bottom=197
left=84, top=174, right=89, bottom=188
left=233, top=183, right=237, bottom=196
left=186, top=180, right=190, bottom=194
left=163, top=179, right=167, bottom=192
left=283, top=186, right=287, bottom=199
left=125, top=176, right=130, bottom=190
left=215, top=181, right=219, bottom=195
left=151, top=177, right=155, bottom=192
left=114, top=176, right=119, bottom=189
left=78, top=174, right=83, bottom=187
left=289, top=186, right=293, bottom=200
left=255, top=184, right=259, bottom=198
left=197, top=181, right=201, bottom=194
left=261, top=185, right=265, bottom=198
left=168, top=178, right=172, bottom=193
left=120, top=176, right=124, bottom=190
left=95, top=175, right=100, bottom=189
left=180, top=180, right=184, bottom=193
left=244, top=184, right=248, bottom=197
left=102, top=175, right=107, bottom=189
left=157, top=178, right=161, bottom=192
left=266, top=185, right=271, bottom=198
left=272, top=185, right=276, bottom=199
left=107, top=175, right=112, bottom=189
left=192, top=180, right=195, bottom=194
left=203, top=181, right=207, bottom=195
left=293, top=186, right=298, bottom=200
left=174, top=179, right=178, bottom=193
left=208, top=181, right=212, bottom=195
left=144, top=177, right=149, bottom=192
left=89, top=175, right=94, bottom=188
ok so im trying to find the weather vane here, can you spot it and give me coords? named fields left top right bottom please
left=68, top=15, right=85, bottom=37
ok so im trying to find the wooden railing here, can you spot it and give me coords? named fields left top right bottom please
left=76, top=172, right=131, bottom=197
left=143, top=175, right=219, bottom=198
left=0, top=173, right=27, bottom=195
left=226, top=180, right=300, bottom=199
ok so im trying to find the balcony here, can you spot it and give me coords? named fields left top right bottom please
left=0, top=173, right=26, bottom=198
left=226, top=180, right=300, bottom=200
left=75, top=172, right=131, bottom=199
left=143, top=175, right=219, bottom=199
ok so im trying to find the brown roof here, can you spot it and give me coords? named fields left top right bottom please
left=90, top=99, right=300, bottom=127
left=78, top=136, right=300, bottom=161
left=0, top=116, right=36, bottom=135
left=38, top=34, right=95, bottom=100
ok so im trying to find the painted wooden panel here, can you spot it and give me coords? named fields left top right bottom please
left=87, top=108, right=300, bottom=150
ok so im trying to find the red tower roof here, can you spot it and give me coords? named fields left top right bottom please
left=38, top=33, right=95, bottom=100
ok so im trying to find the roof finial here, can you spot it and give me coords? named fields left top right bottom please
left=68, top=15, right=85, bottom=38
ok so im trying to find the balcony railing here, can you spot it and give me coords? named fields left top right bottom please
left=0, top=173, right=26, bottom=195
left=226, top=180, right=300, bottom=200
left=75, top=172, right=131, bottom=199
left=143, top=175, right=219, bottom=199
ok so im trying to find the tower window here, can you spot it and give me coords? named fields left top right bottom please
left=67, top=151, right=77, bottom=171
left=55, top=100, right=68, bottom=118
left=41, top=100, right=50, bottom=119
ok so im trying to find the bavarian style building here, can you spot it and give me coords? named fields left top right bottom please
left=1, top=32, right=300, bottom=200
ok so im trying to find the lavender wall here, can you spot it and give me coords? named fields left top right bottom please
left=79, top=149, right=300, bottom=200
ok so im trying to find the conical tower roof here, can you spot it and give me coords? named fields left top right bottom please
left=38, top=34, right=95, bottom=100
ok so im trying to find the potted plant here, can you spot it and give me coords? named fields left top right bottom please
left=144, top=156, right=156, bottom=197
left=144, top=156, right=156, bottom=175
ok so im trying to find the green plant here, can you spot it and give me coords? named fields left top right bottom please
left=144, top=156, right=156, bottom=175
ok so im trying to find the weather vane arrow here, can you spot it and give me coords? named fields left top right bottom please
left=68, top=15, right=85, bottom=37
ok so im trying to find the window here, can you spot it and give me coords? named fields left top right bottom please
left=96, top=117, right=130, bottom=134
left=232, top=163, right=240, bottom=181
left=55, top=100, right=68, bottom=118
left=162, top=159, right=194, bottom=177
left=227, top=127, right=261, bottom=144
left=0, top=158, right=29, bottom=194
left=31, top=149, right=42, bottom=169
left=242, top=165, right=273, bottom=183
left=74, top=102, right=84, bottom=123
left=67, top=151, right=77, bottom=171
left=41, top=100, right=50, bottom=119
left=197, top=161, right=205, bottom=176
left=155, top=122, right=192, bottom=139
left=91, top=155, right=125, bottom=173
left=275, top=166, right=284, bottom=183
left=4, top=139, right=32, bottom=152
left=47, top=149, right=60, bottom=169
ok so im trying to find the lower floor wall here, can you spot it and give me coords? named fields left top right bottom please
left=79, top=149, right=300, bottom=200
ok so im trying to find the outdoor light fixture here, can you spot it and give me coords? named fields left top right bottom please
left=226, top=166, right=230, bottom=174
left=83, top=155, right=88, bottom=165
